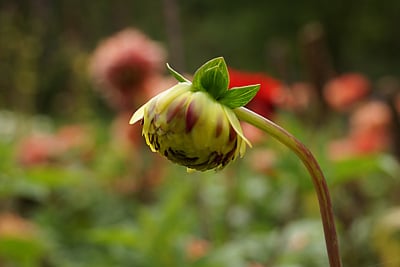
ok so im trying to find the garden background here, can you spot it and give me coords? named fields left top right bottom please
left=1, top=1, right=400, bottom=266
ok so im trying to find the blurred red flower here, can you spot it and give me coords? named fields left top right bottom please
left=323, top=73, right=371, bottom=112
left=228, top=68, right=282, bottom=143
left=89, top=28, right=166, bottom=110
left=228, top=68, right=282, bottom=119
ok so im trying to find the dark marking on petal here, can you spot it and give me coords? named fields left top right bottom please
left=167, top=98, right=186, bottom=123
left=187, top=161, right=214, bottom=171
left=228, top=126, right=237, bottom=142
left=154, top=136, right=160, bottom=151
left=167, top=148, right=199, bottom=164
left=185, top=101, right=199, bottom=133
left=212, top=152, right=224, bottom=165
left=185, top=151, right=227, bottom=171
left=147, top=133, right=161, bottom=151
left=222, top=140, right=238, bottom=166
left=215, top=116, right=223, bottom=138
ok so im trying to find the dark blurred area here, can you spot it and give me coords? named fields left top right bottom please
left=1, top=0, right=400, bottom=118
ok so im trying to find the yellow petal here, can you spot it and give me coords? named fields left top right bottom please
left=154, top=82, right=192, bottom=114
left=129, top=103, right=147, bottom=124
left=223, top=106, right=252, bottom=148
left=186, top=167, right=196, bottom=173
left=130, top=82, right=191, bottom=126
left=238, top=138, right=247, bottom=157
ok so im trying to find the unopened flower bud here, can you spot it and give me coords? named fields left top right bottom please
left=131, top=82, right=250, bottom=171
left=130, top=57, right=259, bottom=171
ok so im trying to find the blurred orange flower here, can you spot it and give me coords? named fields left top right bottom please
left=323, top=73, right=371, bottom=112
left=348, top=100, right=392, bottom=153
left=89, top=28, right=166, bottom=110
left=0, top=212, right=36, bottom=240
left=328, top=100, right=392, bottom=160
left=247, top=263, right=266, bottom=267
left=185, top=238, right=210, bottom=261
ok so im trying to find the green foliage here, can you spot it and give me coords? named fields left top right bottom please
left=2, top=0, right=400, bottom=117
left=0, top=110, right=399, bottom=266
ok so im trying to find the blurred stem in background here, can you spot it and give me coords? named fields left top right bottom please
left=235, top=107, right=343, bottom=267
left=300, top=22, right=335, bottom=124
left=162, top=0, right=185, bottom=71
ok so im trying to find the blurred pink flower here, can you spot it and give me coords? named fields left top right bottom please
left=278, top=82, right=316, bottom=112
left=323, top=73, right=371, bottom=112
left=57, top=124, right=93, bottom=152
left=16, top=134, right=63, bottom=166
left=16, top=125, right=93, bottom=166
left=348, top=100, right=392, bottom=153
left=110, top=76, right=176, bottom=151
left=328, top=100, right=392, bottom=160
left=89, top=28, right=166, bottom=110
left=111, top=111, right=142, bottom=152
left=185, top=238, right=210, bottom=261
left=246, top=148, right=277, bottom=174
left=110, top=110, right=168, bottom=200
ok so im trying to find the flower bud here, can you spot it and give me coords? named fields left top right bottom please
left=130, top=82, right=250, bottom=171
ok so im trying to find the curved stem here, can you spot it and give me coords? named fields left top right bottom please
left=234, top=107, right=342, bottom=267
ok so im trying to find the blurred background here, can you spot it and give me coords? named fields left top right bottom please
left=1, top=0, right=400, bottom=266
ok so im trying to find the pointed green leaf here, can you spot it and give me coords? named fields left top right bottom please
left=166, top=63, right=190, bottom=83
left=219, top=84, right=260, bottom=109
left=192, top=57, right=229, bottom=99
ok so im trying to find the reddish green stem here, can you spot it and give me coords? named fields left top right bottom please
left=235, top=107, right=342, bottom=267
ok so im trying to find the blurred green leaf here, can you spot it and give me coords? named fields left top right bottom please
left=330, top=154, right=395, bottom=185
left=0, top=237, right=44, bottom=266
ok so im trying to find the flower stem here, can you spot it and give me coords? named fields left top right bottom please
left=234, top=107, right=342, bottom=267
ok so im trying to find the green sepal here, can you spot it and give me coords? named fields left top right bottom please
left=192, top=57, right=229, bottom=99
left=219, top=84, right=260, bottom=109
left=167, top=57, right=259, bottom=109
left=166, top=63, right=191, bottom=83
